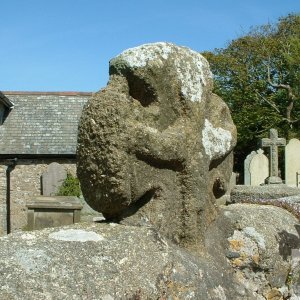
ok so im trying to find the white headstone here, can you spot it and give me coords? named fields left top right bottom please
left=285, top=138, right=300, bottom=187
left=42, top=163, right=67, bottom=196
left=249, top=149, right=269, bottom=186
left=244, top=149, right=269, bottom=186
left=244, top=151, right=256, bottom=185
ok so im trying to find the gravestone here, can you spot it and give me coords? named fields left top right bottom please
left=261, top=129, right=286, bottom=184
left=42, top=163, right=67, bottom=196
left=77, top=42, right=237, bottom=253
left=285, top=138, right=300, bottom=187
left=244, top=149, right=269, bottom=185
left=244, top=151, right=256, bottom=185
left=26, top=196, right=83, bottom=230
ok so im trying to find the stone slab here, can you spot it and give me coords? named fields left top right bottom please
left=230, top=184, right=300, bottom=203
left=27, top=196, right=83, bottom=210
left=244, top=151, right=256, bottom=185
left=249, top=149, right=269, bottom=185
left=26, top=196, right=83, bottom=231
left=244, top=149, right=269, bottom=185
left=42, top=163, right=67, bottom=196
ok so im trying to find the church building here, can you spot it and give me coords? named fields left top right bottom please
left=0, top=91, right=92, bottom=235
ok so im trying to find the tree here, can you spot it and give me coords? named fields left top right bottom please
left=56, top=173, right=81, bottom=197
left=202, top=14, right=300, bottom=177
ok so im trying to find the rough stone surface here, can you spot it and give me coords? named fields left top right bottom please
left=215, top=172, right=236, bottom=206
left=0, top=222, right=252, bottom=300
left=79, top=195, right=105, bottom=223
left=77, top=42, right=237, bottom=252
left=291, top=249, right=300, bottom=298
left=205, top=203, right=300, bottom=299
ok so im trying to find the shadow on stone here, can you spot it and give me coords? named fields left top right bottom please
left=111, top=188, right=158, bottom=222
left=277, top=227, right=300, bottom=260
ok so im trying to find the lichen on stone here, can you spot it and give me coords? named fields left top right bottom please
left=48, top=229, right=104, bottom=242
left=21, top=233, right=36, bottom=240
left=202, top=118, right=232, bottom=160
left=212, top=285, right=227, bottom=300
left=114, top=42, right=212, bottom=102
left=243, top=227, right=266, bottom=251
left=174, top=46, right=211, bottom=102
left=15, top=249, right=51, bottom=274
left=118, top=42, right=173, bottom=68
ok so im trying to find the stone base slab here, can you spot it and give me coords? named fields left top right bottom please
left=26, top=196, right=83, bottom=231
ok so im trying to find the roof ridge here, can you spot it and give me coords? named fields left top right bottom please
left=1, top=91, right=93, bottom=96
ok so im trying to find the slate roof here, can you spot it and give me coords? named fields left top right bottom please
left=0, top=92, right=14, bottom=108
left=0, top=91, right=92, bottom=156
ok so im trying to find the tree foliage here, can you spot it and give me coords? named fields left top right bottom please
left=56, top=173, right=81, bottom=197
left=202, top=14, right=300, bottom=175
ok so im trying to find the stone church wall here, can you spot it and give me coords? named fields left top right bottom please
left=0, top=165, right=6, bottom=235
left=0, top=158, right=76, bottom=235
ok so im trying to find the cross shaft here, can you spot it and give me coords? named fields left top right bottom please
left=261, top=129, right=286, bottom=181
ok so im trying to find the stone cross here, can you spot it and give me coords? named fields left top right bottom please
left=261, top=128, right=286, bottom=184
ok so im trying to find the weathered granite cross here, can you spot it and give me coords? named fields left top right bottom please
left=261, top=128, right=286, bottom=184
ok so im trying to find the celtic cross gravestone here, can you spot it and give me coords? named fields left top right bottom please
left=261, top=129, right=286, bottom=184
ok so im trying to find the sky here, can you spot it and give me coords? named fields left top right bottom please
left=1, top=0, right=300, bottom=92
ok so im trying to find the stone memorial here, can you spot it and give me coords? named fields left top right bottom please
left=42, top=162, right=67, bottom=196
left=261, top=128, right=286, bottom=184
left=26, top=196, right=83, bottom=230
left=77, top=42, right=237, bottom=252
left=285, top=138, right=300, bottom=187
left=244, top=151, right=256, bottom=185
left=244, top=149, right=269, bottom=185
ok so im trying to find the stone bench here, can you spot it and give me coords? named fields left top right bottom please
left=26, top=196, right=83, bottom=230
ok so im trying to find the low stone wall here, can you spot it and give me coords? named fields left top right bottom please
left=230, top=184, right=300, bottom=203
left=0, top=158, right=76, bottom=235
left=230, top=184, right=300, bottom=220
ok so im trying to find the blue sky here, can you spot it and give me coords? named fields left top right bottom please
left=1, top=0, right=299, bottom=92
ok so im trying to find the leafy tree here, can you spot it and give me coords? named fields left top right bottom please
left=202, top=14, right=300, bottom=177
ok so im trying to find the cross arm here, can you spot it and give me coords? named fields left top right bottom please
left=276, top=138, right=286, bottom=146
left=261, top=138, right=271, bottom=147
